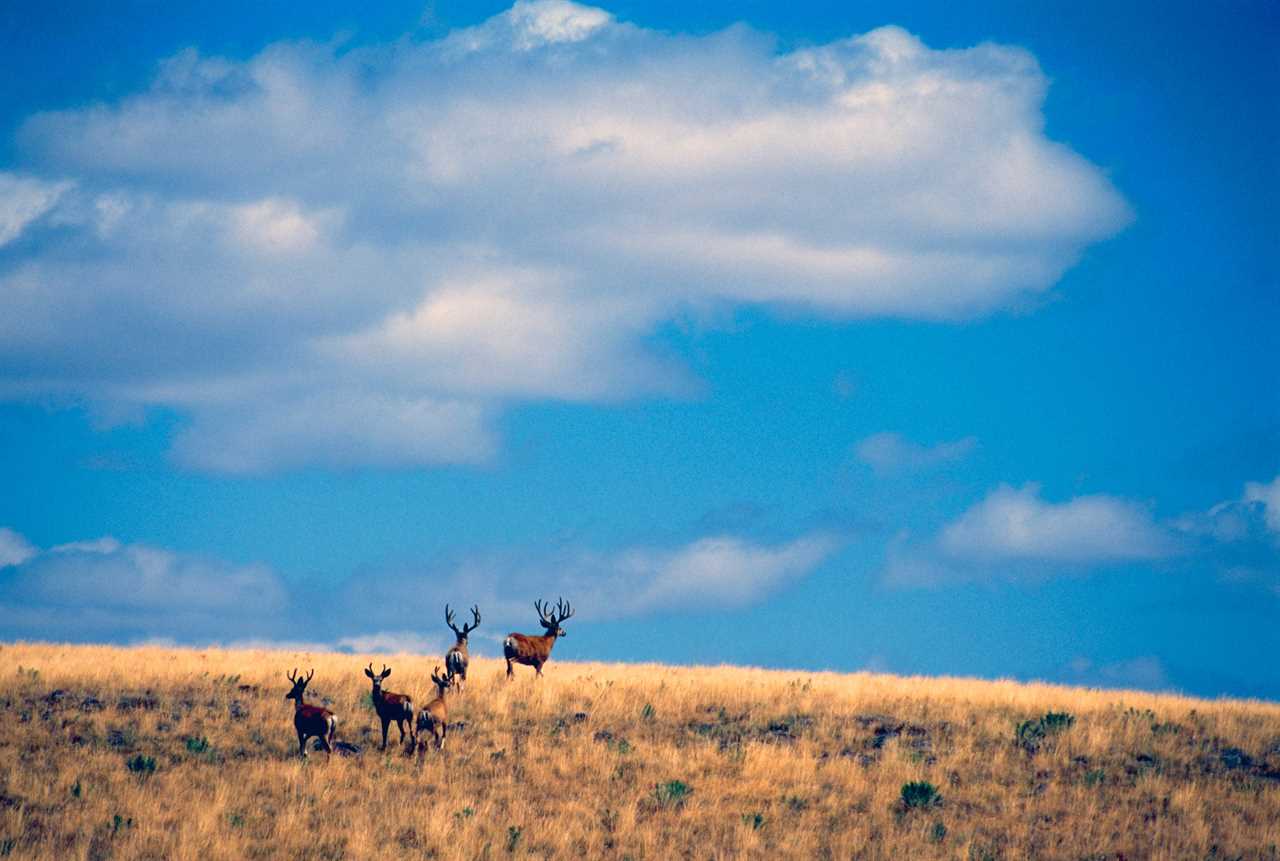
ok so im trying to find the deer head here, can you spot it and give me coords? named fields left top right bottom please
left=364, top=663, right=392, bottom=694
left=535, top=597, right=575, bottom=637
left=445, top=604, right=481, bottom=642
left=431, top=666, right=454, bottom=697
left=285, top=668, right=315, bottom=702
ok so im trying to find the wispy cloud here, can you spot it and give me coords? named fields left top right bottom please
left=1060, top=656, right=1172, bottom=692
left=0, top=525, right=837, bottom=647
left=0, top=529, right=289, bottom=642
left=0, top=172, right=70, bottom=247
left=1, top=1, right=1129, bottom=472
left=854, top=432, right=976, bottom=474
left=0, top=527, right=38, bottom=568
left=1171, top=474, right=1280, bottom=595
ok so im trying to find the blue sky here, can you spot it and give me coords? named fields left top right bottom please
left=1, top=1, right=1276, bottom=698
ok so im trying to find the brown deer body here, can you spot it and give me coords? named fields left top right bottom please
left=444, top=604, right=481, bottom=692
left=504, top=597, right=574, bottom=678
left=364, top=663, right=414, bottom=750
left=284, top=668, right=337, bottom=758
left=414, top=667, right=454, bottom=756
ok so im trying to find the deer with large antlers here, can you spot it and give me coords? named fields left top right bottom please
left=444, top=604, right=481, bottom=692
left=364, top=663, right=415, bottom=751
left=413, top=666, right=454, bottom=756
left=503, top=597, right=574, bottom=678
left=284, top=668, right=337, bottom=758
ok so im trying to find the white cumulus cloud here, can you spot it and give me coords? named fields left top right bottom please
left=2, top=2, right=1130, bottom=472
left=883, top=483, right=1178, bottom=586
left=939, top=484, right=1175, bottom=563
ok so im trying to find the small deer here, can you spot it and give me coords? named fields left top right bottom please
left=413, top=666, right=454, bottom=756
left=284, top=668, right=337, bottom=758
left=444, top=604, right=481, bottom=692
left=364, top=663, right=415, bottom=750
left=503, top=597, right=574, bottom=678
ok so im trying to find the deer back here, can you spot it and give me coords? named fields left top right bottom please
left=504, top=631, right=557, bottom=662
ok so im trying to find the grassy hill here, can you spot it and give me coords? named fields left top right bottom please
left=1, top=642, right=1278, bottom=859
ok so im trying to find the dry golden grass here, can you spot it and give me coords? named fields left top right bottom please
left=1, top=642, right=1278, bottom=860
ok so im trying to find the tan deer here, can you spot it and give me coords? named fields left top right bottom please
left=444, top=604, right=481, bottom=692
left=284, top=668, right=337, bottom=758
left=413, top=666, right=454, bottom=756
left=503, top=597, right=574, bottom=678
left=364, top=663, right=415, bottom=750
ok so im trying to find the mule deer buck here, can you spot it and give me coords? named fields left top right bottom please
left=284, top=668, right=337, bottom=758
left=364, top=663, right=415, bottom=750
left=444, top=604, right=481, bottom=691
left=413, top=666, right=454, bottom=756
left=504, top=597, right=574, bottom=678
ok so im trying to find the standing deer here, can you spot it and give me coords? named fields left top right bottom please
left=444, top=604, right=481, bottom=691
left=284, top=668, right=337, bottom=758
left=414, top=666, right=454, bottom=756
left=364, top=663, right=415, bottom=750
left=503, top=597, right=574, bottom=678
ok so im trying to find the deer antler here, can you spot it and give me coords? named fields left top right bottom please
left=535, top=598, right=551, bottom=623
left=554, top=597, right=575, bottom=622
left=445, top=604, right=461, bottom=635
left=304, top=668, right=314, bottom=684
left=464, top=605, right=481, bottom=634
left=287, top=668, right=299, bottom=683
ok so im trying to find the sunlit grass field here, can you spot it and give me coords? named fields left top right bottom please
left=1, top=642, right=1278, bottom=859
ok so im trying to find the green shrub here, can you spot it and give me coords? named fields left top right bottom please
left=184, top=736, right=210, bottom=754
left=900, top=781, right=941, bottom=809
left=1041, top=712, right=1075, bottom=731
left=125, top=754, right=156, bottom=776
left=1017, top=711, right=1075, bottom=753
left=654, top=780, right=693, bottom=807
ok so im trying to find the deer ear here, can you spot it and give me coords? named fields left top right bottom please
left=383, top=669, right=391, bottom=679
left=364, top=668, right=374, bottom=679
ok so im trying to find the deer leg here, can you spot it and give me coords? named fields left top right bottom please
left=380, top=717, right=390, bottom=750
left=506, top=658, right=514, bottom=678
left=534, top=660, right=544, bottom=677
left=297, top=731, right=307, bottom=758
